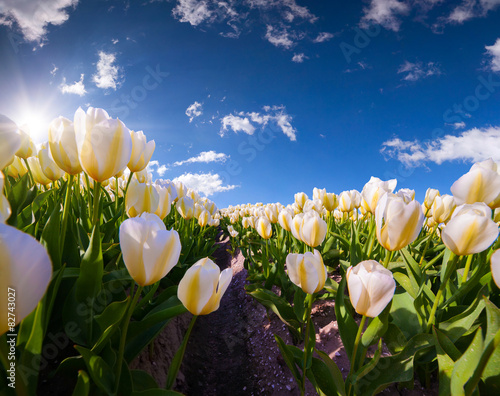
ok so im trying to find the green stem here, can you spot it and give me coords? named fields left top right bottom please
left=426, top=254, right=459, bottom=332
left=22, top=158, right=34, bottom=186
left=461, top=254, right=473, bottom=284
left=60, top=174, right=74, bottom=258
left=347, top=315, right=367, bottom=396
left=92, top=180, right=101, bottom=227
left=84, top=173, right=92, bottom=218
left=120, top=172, right=134, bottom=223
left=383, top=249, right=392, bottom=268
left=300, top=294, right=314, bottom=396
left=114, top=285, right=143, bottom=395
left=115, top=176, right=120, bottom=213
left=166, top=315, right=198, bottom=390
left=419, top=226, right=436, bottom=266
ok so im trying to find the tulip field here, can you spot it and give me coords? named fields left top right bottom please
left=1, top=107, right=500, bottom=396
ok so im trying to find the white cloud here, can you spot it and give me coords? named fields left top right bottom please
left=173, top=150, right=229, bottom=166
left=292, top=53, right=308, bottom=63
left=220, top=105, right=297, bottom=141
left=381, top=126, right=500, bottom=166
left=186, top=101, right=203, bottom=122
left=397, top=61, right=441, bottom=81
left=446, top=0, right=500, bottom=24
left=111, top=38, right=119, bottom=44
left=0, top=0, right=78, bottom=42
left=50, top=65, right=58, bottom=76
left=313, top=32, right=334, bottom=43
left=172, top=0, right=213, bottom=26
left=361, top=0, right=410, bottom=32
left=265, top=25, right=295, bottom=49
left=172, top=172, right=238, bottom=196
left=451, top=121, right=466, bottom=129
left=92, top=51, right=122, bottom=90
left=59, top=74, right=86, bottom=96
left=486, top=38, right=500, bottom=72
left=148, top=160, right=169, bottom=176
left=247, top=0, right=317, bottom=23
left=221, top=114, right=256, bottom=135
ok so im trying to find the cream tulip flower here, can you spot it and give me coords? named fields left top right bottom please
left=0, top=173, right=11, bottom=223
left=451, top=163, right=500, bottom=208
left=0, top=223, right=52, bottom=335
left=15, top=127, right=36, bottom=159
left=424, top=188, right=440, bottom=210
left=7, top=156, right=28, bottom=178
left=431, top=194, right=456, bottom=224
left=294, top=192, right=308, bottom=210
left=286, top=250, right=327, bottom=294
left=128, top=130, right=155, bottom=173
left=323, top=193, right=338, bottom=212
left=74, top=107, right=133, bottom=182
left=346, top=260, right=396, bottom=318
left=0, top=115, right=22, bottom=170
left=300, top=211, right=327, bottom=248
left=242, top=216, right=254, bottom=229
left=491, top=250, right=500, bottom=289
left=198, top=209, right=211, bottom=227
left=278, top=209, right=293, bottom=232
left=125, top=179, right=160, bottom=218
left=361, top=177, right=397, bottom=214
left=375, top=193, right=424, bottom=252
left=441, top=203, right=499, bottom=256
left=256, top=216, right=272, bottom=239
left=227, top=225, right=238, bottom=237
left=154, top=184, right=172, bottom=220
left=177, top=257, right=233, bottom=315
left=291, top=213, right=304, bottom=240
left=48, top=116, right=83, bottom=175
left=27, top=157, right=52, bottom=186
left=119, top=213, right=181, bottom=286
left=339, top=190, right=361, bottom=212
left=38, top=144, right=64, bottom=181
left=176, top=196, right=195, bottom=220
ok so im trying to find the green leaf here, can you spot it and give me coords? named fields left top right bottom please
left=274, top=335, right=302, bottom=385
left=480, top=299, right=500, bottom=393
left=40, top=203, right=61, bottom=269
left=131, top=370, right=158, bottom=392
left=361, top=302, right=391, bottom=348
left=72, top=370, right=90, bottom=396
left=355, top=334, right=434, bottom=395
left=433, top=327, right=457, bottom=395
left=450, top=328, right=484, bottom=396
left=75, top=224, right=103, bottom=304
left=390, top=290, right=422, bottom=340
left=75, top=346, right=115, bottom=395
left=7, top=173, right=29, bottom=226
left=315, top=349, right=346, bottom=396
left=335, top=276, right=358, bottom=359
left=351, top=339, right=382, bottom=388
left=309, top=356, right=344, bottom=396
left=400, top=247, right=422, bottom=296
left=91, top=298, right=129, bottom=353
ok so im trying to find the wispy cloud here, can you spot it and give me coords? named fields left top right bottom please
left=313, top=32, right=334, bottom=43
left=173, top=150, right=229, bottom=166
left=59, top=73, right=86, bottom=96
left=172, top=0, right=213, bottom=26
left=186, top=101, right=203, bottom=122
left=172, top=172, right=238, bottom=196
left=397, top=60, right=442, bottom=81
left=148, top=160, right=169, bottom=176
left=0, top=0, right=78, bottom=42
left=265, top=25, right=295, bottom=49
left=220, top=105, right=297, bottom=141
left=361, top=0, right=410, bottom=32
left=486, top=38, right=500, bottom=72
left=292, top=53, right=308, bottom=63
left=381, top=126, right=500, bottom=166
left=446, top=0, right=500, bottom=24
left=92, top=51, right=123, bottom=90
left=50, top=65, right=58, bottom=76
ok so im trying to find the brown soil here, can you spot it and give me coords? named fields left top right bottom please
left=132, top=236, right=438, bottom=396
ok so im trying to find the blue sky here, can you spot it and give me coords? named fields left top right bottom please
left=1, top=0, right=500, bottom=208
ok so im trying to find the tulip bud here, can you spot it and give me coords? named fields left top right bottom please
left=74, top=107, right=133, bottom=182
left=187, top=188, right=200, bottom=204
left=424, top=188, right=440, bottom=210
left=300, top=211, right=327, bottom=247
left=339, top=190, right=361, bottom=212
left=291, top=213, right=304, bottom=240
left=48, top=116, right=83, bottom=175
left=7, top=156, right=28, bottom=178
left=177, top=257, right=233, bottom=315
left=0, top=115, right=22, bottom=170
left=323, top=193, right=338, bottom=212
left=451, top=162, right=500, bottom=209
left=15, top=127, right=36, bottom=159
left=256, top=216, right=272, bottom=239
left=469, top=159, right=500, bottom=208
left=431, top=194, right=456, bottom=224
left=313, top=187, right=327, bottom=202
left=286, top=250, right=327, bottom=294
left=278, top=209, right=293, bottom=231
left=492, top=250, right=500, bottom=289
left=125, top=179, right=160, bottom=218
left=242, top=216, right=254, bottom=229
left=265, top=204, right=279, bottom=223
left=0, top=223, right=52, bottom=335
left=38, top=143, right=64, bottom=181
left=346, top=260, right=395, bottom=318
left=396, top=188, right=415, bottom=203
left=27, top=156, right=52, bottom=186
left=154, top=185, right=172, bottom=220
left=375, top=193, right=424, bottom=251
left=174, top=181, right=187, bottom=200
left=227, top=225, right=238, bottom=237
left=0, top=172, right=11, bottom=223
left=441, top=203, right=499, bottom=256
left=361, top=177, right=397, bottom=214
left=176, top=196, right=195, bottom=219
left=128, top=130, right=155, bottom=173
left=198, top=209, right=211, bottom=227
left=295, top=192, right=308, bottom=210
left=120, top=213, right=181, bottom=286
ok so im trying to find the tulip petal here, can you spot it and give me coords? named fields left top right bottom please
left=143, top=229, right=181, bottom=286
left=119, top=217, right=148, bottom=286
left=200, top=268, right=233, bottom=315
left=365, top=270, right=396, bottom=317
left=492, top=250, right=500, bottom=289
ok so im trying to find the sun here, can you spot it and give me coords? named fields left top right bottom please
left=17, top=111, right=52, bottom=144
